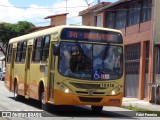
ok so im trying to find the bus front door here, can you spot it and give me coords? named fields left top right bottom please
left=48, top=44, right=55, bottom=101
left=24, top=45, right=32, bottom=98
left=10, top=48, right=16, bottom=91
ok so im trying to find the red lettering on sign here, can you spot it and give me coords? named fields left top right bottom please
left=83, top=33, right=114, bottom=41
left=69, top=31, right=78, bottom=38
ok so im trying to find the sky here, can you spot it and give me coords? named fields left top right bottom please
left=0, top=0, right=118, bottom=27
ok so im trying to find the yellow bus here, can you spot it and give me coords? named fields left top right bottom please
left=5, top=25, right=124, bottom=112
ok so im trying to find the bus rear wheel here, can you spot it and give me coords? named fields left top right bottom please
left=40, top=88, right=49, bottom=111
left=91, top=106, right=103, bottom=113
left=14, top=82, right=20, bottom=101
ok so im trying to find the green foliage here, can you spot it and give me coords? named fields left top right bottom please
left=0, top=21, right=35, bottom=45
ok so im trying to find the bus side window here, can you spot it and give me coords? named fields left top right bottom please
left=7, top=44, right=13, bottom=63
left=15, top=41, right=27, bottom=63
left=21, top=41, right=27, bottom=63
left=16, top=42, right=23, bottom=63
left=32, top=37, right=43, bottom=62
left=42, top=35, right=50, bottom=62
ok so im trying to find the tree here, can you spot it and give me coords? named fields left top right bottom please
left=0, top=21, right=35, bottom=64
left=0, top=21, right=35, bottom=45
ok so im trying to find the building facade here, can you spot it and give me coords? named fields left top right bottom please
left=79, top=0, right=160, bottom=102
left=28, top=13, right=69, bottom=33
left=79, top=2, right=111, bottom=27
left=44, top=13, right=68, bottom=26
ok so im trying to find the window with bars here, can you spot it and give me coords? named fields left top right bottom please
left=125, top=44, right=140, bottom=74
left=106, top=0, right=152, bottom=29
left=106, top=12, right=115, bottom=29
left=141, top=0, right=152, bottom=22
left=127, top=2, right=141, bottom=26
left=115, top=9, right=127, bottom=29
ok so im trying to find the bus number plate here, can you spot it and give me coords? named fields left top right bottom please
left=100, top=83, right=114, bottom=88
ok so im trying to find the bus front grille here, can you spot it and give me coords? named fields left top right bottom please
left=70, top=82, right=105, bottom=89
left=76, top=91, right=105, bottom=95
left=79, top=97, right=102, bottom=102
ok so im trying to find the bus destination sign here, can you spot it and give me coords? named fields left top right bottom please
left=60, top=28, right=123, bottom=43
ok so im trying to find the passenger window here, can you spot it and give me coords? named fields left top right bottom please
left=32, top=35, right=50, bottom=63
left=42, top=36, right=50, bottom=62
left=16, top=41, right=27, bottom=63
left=21, top=41, right=27, bottom=62
left=32, top=37, right=43, bottom=62
left=7, top=44, right=13, bottom=63
left=16, top=42, right=22, bottom=63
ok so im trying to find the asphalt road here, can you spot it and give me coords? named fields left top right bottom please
left=0, top=80, right=155, bottom=120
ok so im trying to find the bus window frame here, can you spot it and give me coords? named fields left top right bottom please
left=32, top=35, right=51, bottom=63
left=7, top=44, right=13, bottom=63
left=42, top=35, right=51, bottom=62
left=58, top=41, right=123, bottom=81
left=15, top=41, right=27, bottom=63
left=32, top=37, right=43, bottom=63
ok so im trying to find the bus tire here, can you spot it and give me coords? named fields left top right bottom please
left=14, top=81, right=20, bottom=101
left=40, top=86, right=49, bottom=111
left=155, top=86, right=160, bottom=104
left=91, top=106, right=103, bottom=113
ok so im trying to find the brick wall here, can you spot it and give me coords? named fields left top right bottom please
left=51, top=15, right=67, bottom=26
left=82, top=13, right=95, bottom=26
left=120, top=21, right=153, bottom=45
left=120, top=20, right=153, bottom=99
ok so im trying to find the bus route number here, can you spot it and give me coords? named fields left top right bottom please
left=100, top=83, right=114, bottom=88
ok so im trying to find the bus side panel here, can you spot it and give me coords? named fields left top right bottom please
left=29, top=64, right=47, bottom=100
left=5, top=64, right=12, bottom=91
left=14, top=64, right=25, bottom=96
left=5, top=46, right=16, bottom=92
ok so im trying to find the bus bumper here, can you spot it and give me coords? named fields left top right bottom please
left=54, top=90, right=123, bottom=107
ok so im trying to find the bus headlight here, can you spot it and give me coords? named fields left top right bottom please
left=59, top=84, right=72, bottom=94
left=64, top=88, right=69, bottom=93
left=111, top=90, right=116, bottom=95
left=109, top=87, right=121, bottom=95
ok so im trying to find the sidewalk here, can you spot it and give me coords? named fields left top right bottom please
left=122, top=97, right=160, bottom=111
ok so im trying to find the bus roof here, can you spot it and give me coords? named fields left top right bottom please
left=9, top=25, right=122, bottom=44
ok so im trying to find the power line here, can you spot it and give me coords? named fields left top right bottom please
left=0, top=15, right=82, bottom=25
left=34, top=16, right=82, bottom=25
left=0, top=4, right=87, bottom=10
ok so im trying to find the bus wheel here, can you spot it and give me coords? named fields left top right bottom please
left=155, top=86, right=160, bottom=104
left=14, top=82, right=20, bottom=101
left=40, top=89, right=49, bottom=111
left=91, top=106, right=103, bottom=113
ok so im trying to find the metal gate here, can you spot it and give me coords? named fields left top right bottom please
left=125, top=43, right=140, bottom=97
left=144, top=41, right=149, bottom=98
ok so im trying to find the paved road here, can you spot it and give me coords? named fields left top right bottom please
left=0, top=81, right=159, bottom=120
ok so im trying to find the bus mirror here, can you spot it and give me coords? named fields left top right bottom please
left=53, top=44, right=60, bottom=56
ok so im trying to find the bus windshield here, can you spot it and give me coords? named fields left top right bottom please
left=58, top=42, right=123, bottom=80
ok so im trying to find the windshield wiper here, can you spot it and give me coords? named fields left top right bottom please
left=102, top=44, right=110, bottom=69
left=70, top=40, right=91, bottom=72
left=75, top=40, right=84, bottom=55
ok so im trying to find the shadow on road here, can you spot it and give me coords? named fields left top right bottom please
left=8, top=96, right=135, bottom=118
